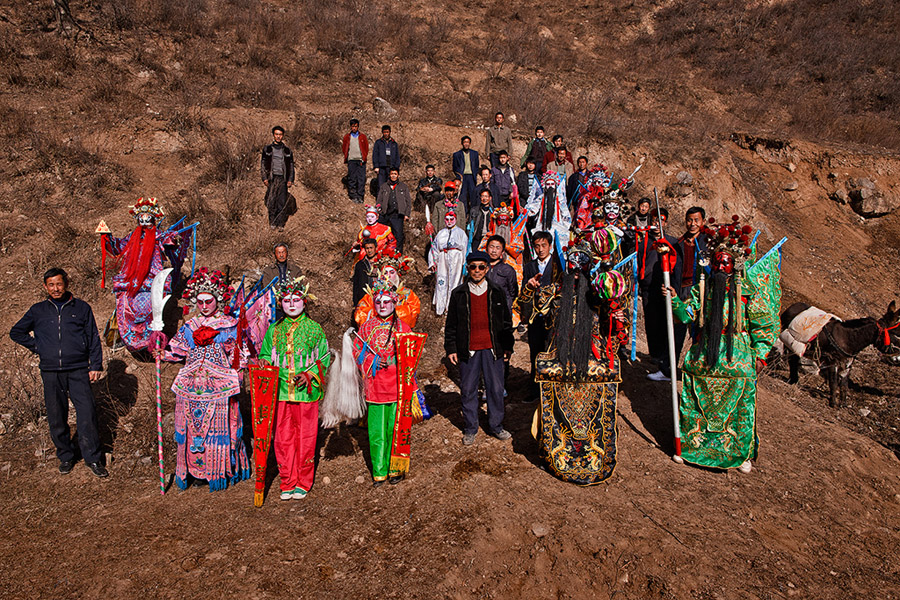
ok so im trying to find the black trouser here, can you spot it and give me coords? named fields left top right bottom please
left=40, top=369, right=102, bottom=464
left=347, top=160, right=366, bottom=202
left=527, top=317, right=549, bottom=400
left=459, top=349, right=506, bottom=435
left=415, top=190, right=441, bottom=212
left=380, top=213, right=405, bottom=253
left=264, top=175, right=289, bottom=228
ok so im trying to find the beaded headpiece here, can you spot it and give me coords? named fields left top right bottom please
left=183, top=267, right=232, bottom=305
left=129, top=197, right=164, bottom=220
left=278, top=275, right=317, bottom=302
left=701, top=215, right=754, bottom=272
left=370, top=277, right=400, bottom=303
left=372, top=248, right=414, bottom=274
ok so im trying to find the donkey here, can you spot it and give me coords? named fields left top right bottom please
left=780, top=301, right=900, bottom=407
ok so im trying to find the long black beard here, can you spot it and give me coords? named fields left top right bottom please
left=541, top=187, right=556, bottom=230
left=705, top=271, right=735, bottom=367
left=556, top=271, right=592, bottom=377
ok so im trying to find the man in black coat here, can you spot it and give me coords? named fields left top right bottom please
left=518, top=231, right=560, bottom=402
left=372, top=124, right=401, bottom=196
left=640, top=209, right=684, bottom=382
left=376, top=167, right=412, bottom=253
left=260, top=125, right=295, bottom=229
left=10, top=268, right=107, bottom=477
left=445, top=251, right=514, bottom=445
left=352, top=238, right=378, bottom=307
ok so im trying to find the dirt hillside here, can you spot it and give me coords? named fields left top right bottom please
left=0, top=1, right=899, bottom=598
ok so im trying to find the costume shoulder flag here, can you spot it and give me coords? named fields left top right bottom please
left=746, top=236, right=786, bottom=324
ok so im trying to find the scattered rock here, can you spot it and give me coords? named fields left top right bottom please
left=508, top=114, right=517, bottom=123
left=538, top=26, right=553, bottom=39
left=0, top=421, right=6, bottom=435
left=141, top=456, right=152, bottom=464
left=676, top=170, right=693, bottom=185
left=831, top=189, right=848, bottom=205
left=859, top=408, right=871, bottom=417
left=355, top=475, right=365, bottom=484
left=322, top=476, right=331, bottom=485
left=373, top=97, right=396, bottom=116
left=786, top=162, right=796, bottom=173
left=531, top=523, right=550, bottom=537
left=783, top=181, right=799, bottom=191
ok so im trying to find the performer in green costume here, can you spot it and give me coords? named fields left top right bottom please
left=669, top=217, right=781, bottom=473
left=258, top=276, right=330, bottom=500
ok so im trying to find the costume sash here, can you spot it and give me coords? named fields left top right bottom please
left=249, top=365, right=279, bottom=506
left=389, top=332, right=427, bottom=477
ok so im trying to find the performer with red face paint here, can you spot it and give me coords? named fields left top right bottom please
left=154, top=268, right=251, bottom=492
left=258, top=277, right=330, bottom=500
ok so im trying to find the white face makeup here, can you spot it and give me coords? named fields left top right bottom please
left=197, top=293, right=217, bottom=317
left=445, top=213, right=457, bottom=229
left=137, top=213, right=155, bottom=227
left=604, top=202, right=620, bottom=221
left=374, top=293, right=396, bottom=318
left=281, top=294, right=305, bottom=317
left=365, top=212, right=378, bottom=225
left=382, top=266, right=400, bottom=287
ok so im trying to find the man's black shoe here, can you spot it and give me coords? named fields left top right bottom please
left=58, top=460, right=75, bottom=475
left=388, top=475, right=404, bottom=485
left=372, top=480, right=385, bottom=488
left=88, top=462, right=109, bottom=478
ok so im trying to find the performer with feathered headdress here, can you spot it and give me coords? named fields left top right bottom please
left=352, top=278, right=427, bottom=486
left=257, top=277, right=330, bottom=500
left=354, top=249, right=420, bottom=328
left=668, top=216, right=781, bottom=473
left=154, top=267, right=250, bottom=491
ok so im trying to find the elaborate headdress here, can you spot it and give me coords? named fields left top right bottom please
left=493, top=202, right=514, bottom=222
left=371, top=277, right=400, bottom=303
left=129, top=197, right=164, bottom=220
left=701, top=215, right=754, bottom=273
left=365, top=204, right=380, bottom=217
left=372, top=248, right=414, bottom=274
left=183, top=267, right=232, bottom=306
left=540, top=171, right=564, bottom=189
left=278, top=275, right=316, bottom=302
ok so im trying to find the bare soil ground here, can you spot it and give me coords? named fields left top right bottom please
left=0, top=1, right=899, bottom=598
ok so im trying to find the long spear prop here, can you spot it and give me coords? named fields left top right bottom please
left=654, top=188, right=683, bottom=464
left=149, top=268, right=173, bottom=493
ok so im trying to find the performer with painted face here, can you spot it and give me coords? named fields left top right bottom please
left=516, top=233, right=631, bottom=485
left=427, top=181, right=468, bottom=235
left=101, top=198, right=185, bottom=352
left=352, top=204, right=397, bottom=262
left=354, top=249, right=421, bottom=328
left=352, top=279, right=426, bottom=486
left=524, top=172, right=572, bottom=247
left=668, top=216, right=781, bottom=473
left=428, top=211, right=468, bottom=316
left=155, top=268, right=250, bottom=491
left=258, top=277, right=330, bottom=500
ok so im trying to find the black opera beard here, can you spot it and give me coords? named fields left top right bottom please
left=706, top=271, right=728, bottom=367
left=541, top=188, right=556, bottom=231
left=557, top=271, right=592, bottom=377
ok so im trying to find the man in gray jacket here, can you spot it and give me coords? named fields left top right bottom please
left=376, top=167, right=412, bottom=253
left=261, top=125, right=295, bottom=229
left=484, top=112, right=513, bottom=169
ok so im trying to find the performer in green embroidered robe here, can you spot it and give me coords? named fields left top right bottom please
left=258, top=277, right=331, bottom=500
left=669, top=217, right=781, bottom=473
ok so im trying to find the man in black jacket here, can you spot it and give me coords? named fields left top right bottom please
left=372, top=124, right=400, bottom=197
left=260, top=125, right=295, bottom=229
left=352, top=238, right=378, bottom=307
left=376, top=167, right=412, bottom=252
left=414, top=164, right=442, bottom=212
left=518, top=231, right=560, bottom=402
left=10, top=268, right=107, bottom=477
left=445, top=250, right=514, bottom=445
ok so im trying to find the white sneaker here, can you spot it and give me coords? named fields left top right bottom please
left=293, top=488, right=308, bottom=499
left=280, top=490, right=293, bottom=501
left=738, top=460, right=752, bottom=474
left=646, top=370, right=671, bottom=382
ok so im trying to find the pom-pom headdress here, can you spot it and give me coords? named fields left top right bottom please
left=129, top=197, right=164, bottom=220
left=278, top=275, right=316, bottom=302
left=540, top=172, right=564, bottom=189
left=372, top=248, right=414, bottom=274
left=364, top=204, right=380, bottom=216
left=701, top=215, right=755, bottom=272
left=183, top=267, right=232, bottom=305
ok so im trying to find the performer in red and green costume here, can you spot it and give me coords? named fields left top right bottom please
left=352, top=279, right=425, bottom=486
left=258, top=276, right=330, bottom=500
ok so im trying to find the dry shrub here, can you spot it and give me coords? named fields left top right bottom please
left=232, top=75, right=286, bottom=110
left=169, top=189, right=229, bottom=245
left=0, top=347, right=45, bottom=431
left=147, top=0, right=210, bottom=37
left=380, top=74, right=418, bottom=107
left=223, top=180, right=256, bottom=225
left=202, top=126, right=266, bottom=185
left=304, top=0, right=375, bottom=59
left=166, top=106, right=210, bottom=138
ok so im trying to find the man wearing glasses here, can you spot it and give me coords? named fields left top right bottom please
left=444, top=250, right=515, bottom=446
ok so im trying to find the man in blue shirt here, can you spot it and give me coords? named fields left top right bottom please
left=372, top=124, right=400, bottom=197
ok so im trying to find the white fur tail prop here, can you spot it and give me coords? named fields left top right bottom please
left=320, top=328, right=366, bottom=428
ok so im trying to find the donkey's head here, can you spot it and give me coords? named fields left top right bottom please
left=875, top=300, right=900, bottom=365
